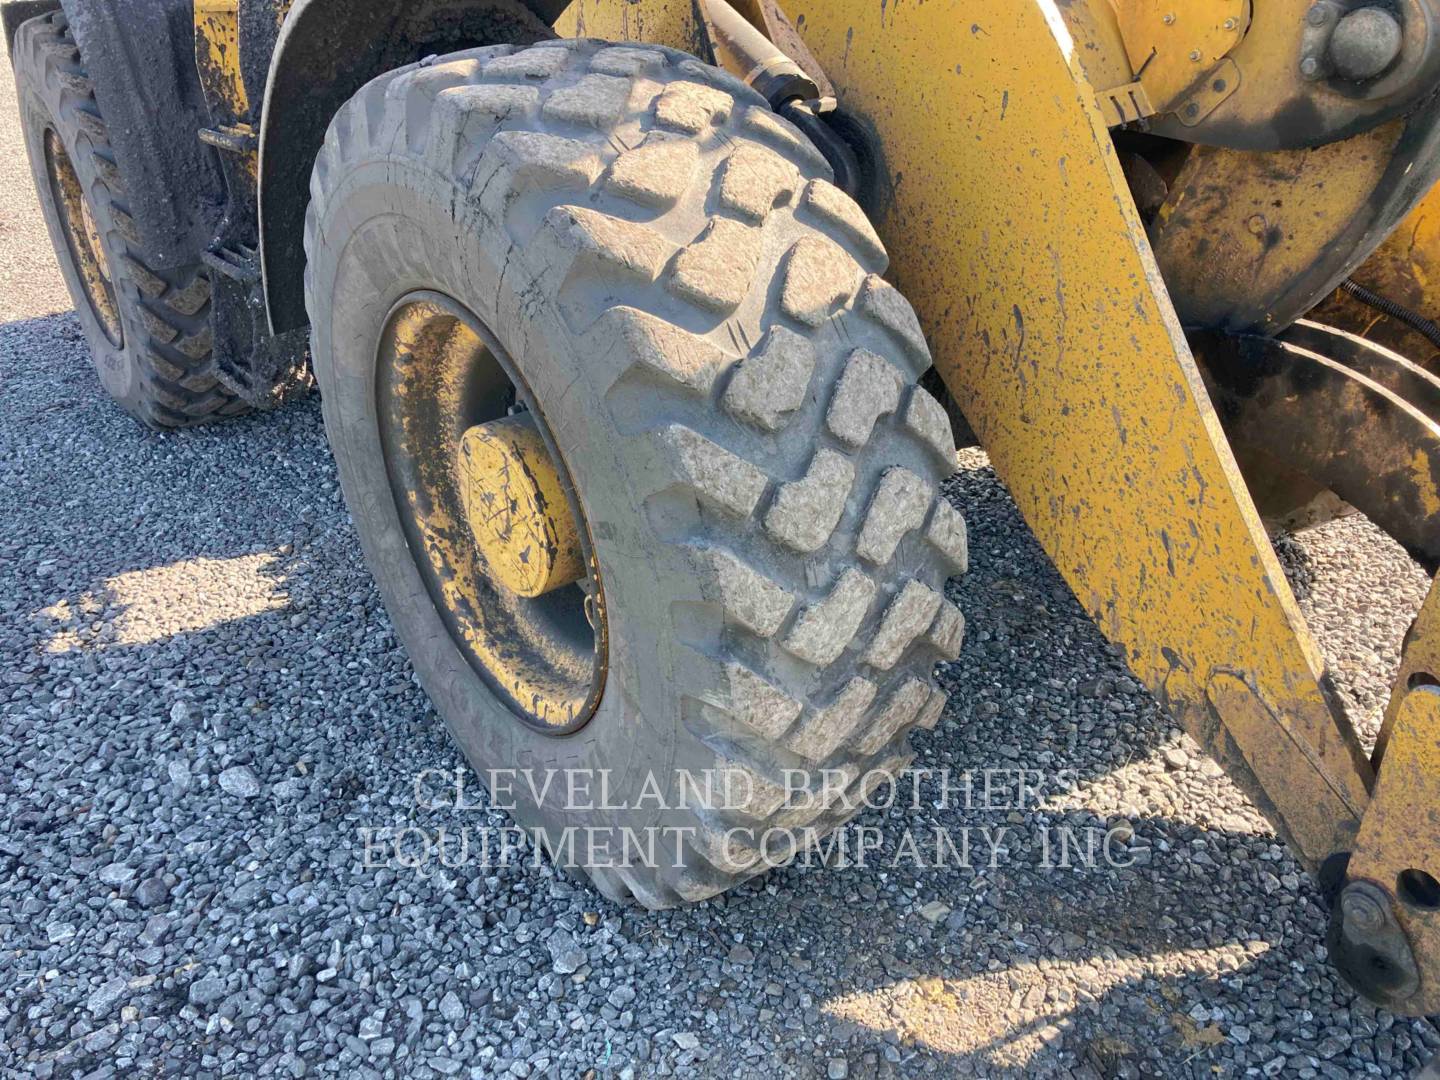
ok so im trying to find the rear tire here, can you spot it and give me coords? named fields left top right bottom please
left=12, top=11, right=246, bottom=428
left=305, top=40, right=969, bottom=906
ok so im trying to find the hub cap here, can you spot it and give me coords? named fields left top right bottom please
left=457, top=415, right=586, bottom=600
left=377, top=293, right=606, bottom=734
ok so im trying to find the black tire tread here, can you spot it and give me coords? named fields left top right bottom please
left=13, top=12, right=245, bottom=428
left=306, top=41, right=969, bottom=906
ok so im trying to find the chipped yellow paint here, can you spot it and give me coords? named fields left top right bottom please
left=1151, top=121, right=1404, bottom=332
left=194, top=0, right=262, bottom=183
left=554, top=0, right=697, bottom=52
left=1138, top=0, right=1401, bottom=141
left=771, top=0, right=1374, bottom=864
left=457, top=416, right=585, bottom=599
left=1048, top=0, right=1135, bottom=98
left=1313, top=181, right=1440, bottom=365
left=1351, top=581, right=1440, bottom=1013
left=1377, top=577, right=1440, bottom=765
left=194, top=0, right=248, bottom=119
left=1109, top=0, right=1250, bottom=114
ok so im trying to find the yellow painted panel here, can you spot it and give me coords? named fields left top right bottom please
left=194, top=0, right=248, bottom=120
left=1350, top=605, right=1440, bottom=1015
left=1313, top=180, right=1440, bottom=366
left=1153, top=122, right=1404, bottom=332
left=780, top=0, right=1372, bottom=862
left=554, top=0, right=698, bottom=52
left=1110, top=0, right=1249, bottom=112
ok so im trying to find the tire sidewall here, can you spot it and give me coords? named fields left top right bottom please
left=15, top=31, right=138, bottom=406
left=310, top=160, right=707, bottom=856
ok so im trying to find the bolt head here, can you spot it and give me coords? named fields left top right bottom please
left=1300, top=56, right=1323, bottom=78
left=1342, top=890, right=1387, bottom=933
left=1308, top=4, right=1331, bottom=26
left=1162, top=13, right=1176, bottom=25
left=1330, top=7, right=1404, bottom=82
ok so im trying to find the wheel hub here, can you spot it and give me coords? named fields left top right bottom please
left=456, top=415, right=585, bottom=599
left=377, top=292, right=606, bottom=735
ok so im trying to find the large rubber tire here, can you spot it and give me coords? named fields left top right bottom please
left=12, top=11, right=246, bottom=428
left=305, top=40, right=969, bottom=906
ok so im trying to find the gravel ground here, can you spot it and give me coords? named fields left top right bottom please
left=3, top=63, right=1439, bottom=1080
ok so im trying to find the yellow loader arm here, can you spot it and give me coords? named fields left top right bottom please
left=563, top=0, right=1440, bottom=1015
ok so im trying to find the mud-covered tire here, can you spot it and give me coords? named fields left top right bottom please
left=305, top=40, right=969, bottom=906
left=12, top=11, right=246, bottom=428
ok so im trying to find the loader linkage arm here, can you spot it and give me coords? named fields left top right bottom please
left=1333, top=578, right=1440, bottom=1013
left=630, top=0, right=1440, bottom=1014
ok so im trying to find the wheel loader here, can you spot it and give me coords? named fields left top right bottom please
left=6, top=0, right=1440, bottom=1018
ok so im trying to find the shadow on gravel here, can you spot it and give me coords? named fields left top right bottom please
left=3, top=312, right=1435, bottom=1079
left=0, top=312, right=100, bottom=418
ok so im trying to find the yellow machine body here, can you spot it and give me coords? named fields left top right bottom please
left=168, top=0, right=1440, bottom=1014
left=560, top=0, right=1440, bottom=1014
left=456, top=416, right=586, bottom=600
left=1313, top=183, right=1440, bottom=366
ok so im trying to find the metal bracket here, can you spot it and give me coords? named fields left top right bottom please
left=202, top=243, right=261, bottom=285
left=1111, top=0, right=1251, bottom=113
left=202, top=243, right=309, bottom=407
left=1095, top=78, right=1155, bottom=125
left=1299, top=0, right=1344, bottom=80
left=1337, top=637, right=1440, bottom=1016
left=199, top=123, right=259, bottom=154
left=1173, top=57, right=1242, bottom=124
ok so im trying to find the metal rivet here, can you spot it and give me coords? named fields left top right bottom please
left=1189, top=49, right=1203, bottom=62
left=1223, top=17, right=1238, bottom=31
left=1162, top=13, right=1176, bottom=25
left=1300, top=55, right=1323, bottom=78
left=1308, top=4, right=1330, bottom=26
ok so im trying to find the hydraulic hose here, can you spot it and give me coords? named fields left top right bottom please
left=1341, top=279, right=1440, bottom=353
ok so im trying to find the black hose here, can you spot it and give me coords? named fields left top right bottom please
left=1341, top=278, right=1440, bottom=353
